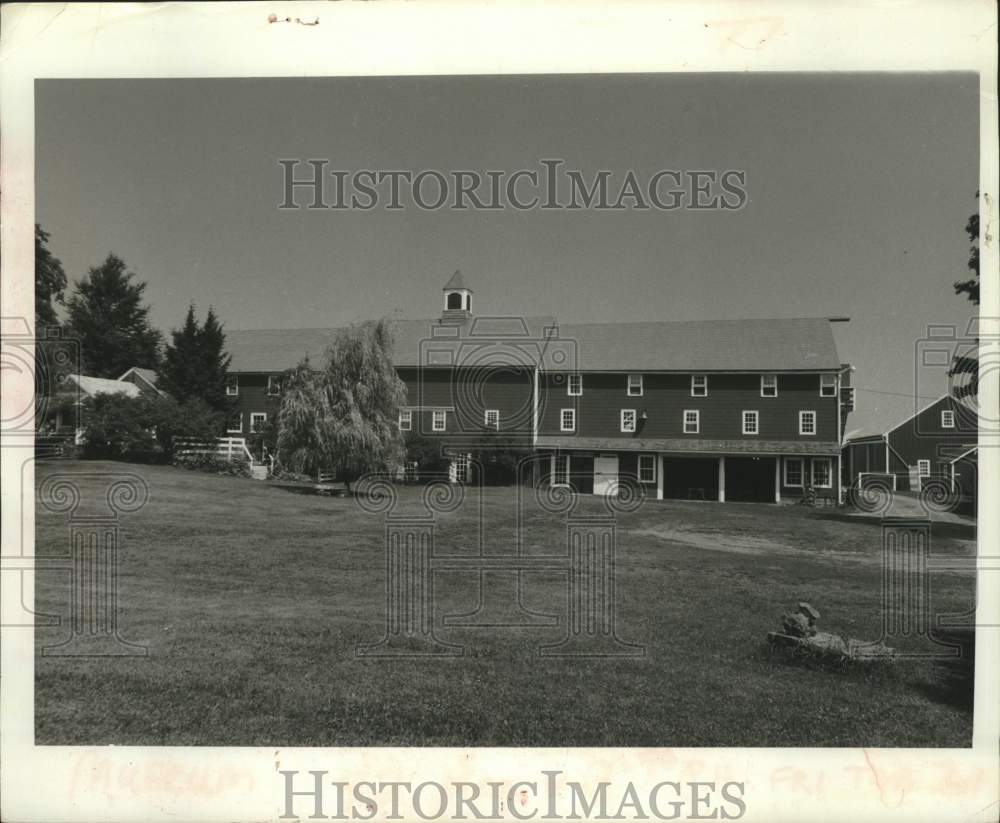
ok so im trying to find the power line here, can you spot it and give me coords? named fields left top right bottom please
left=854, top=387, right=943, bottom=400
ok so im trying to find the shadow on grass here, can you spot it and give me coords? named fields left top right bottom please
left=813, top=510, right=976, bottom=542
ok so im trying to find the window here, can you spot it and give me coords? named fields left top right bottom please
left=484, top=409, right=499, bottom=430
left=552, top=454, right=570, bottom=486
left=811, top=457, right=832, bottom=488
left=226, top=375, right=239, bottom=396
left=761, top=374, right=778, bottom=397
left=941, top=410, right=955, bottom=428
left=627, top=374, right=644, bottom=396
left=398, top=410, right=412, bottom=431
left=784, top=457, right=804, bottom=487
left=432, top=410, right=446, bottom=432
left=250, top=412, right=267, bottom=433
left=638, top=454, right=656, bottom=483
left=820, top=373, right=837, bottom=397
left=799, top=411, right=817, bottom=435
left=560, top=408, right=576, bottom=432
left=691, top=374, right=708, bottom=397
left=917, top=459, right=931, bottom=477
left=227, top=412, right=243, bottom=433
left=621, top=409, right=637, bottom=433
left=683, top=409, right=700, bottom=434
left=267, top=375, right=281, bottom=396
left=452, top=453, right=470, bottom=483
left=742, top=410, right=759, bottom=435
left=567, top=373, right=582, bottom=396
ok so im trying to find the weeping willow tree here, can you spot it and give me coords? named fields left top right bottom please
left=275, top=319, right=406, bottom=489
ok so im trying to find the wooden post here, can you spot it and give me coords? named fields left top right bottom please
left=717, top=456, right=726, bottom=502
left=774, top=457, right=781, bottom=503
left=656, top=454, right=664, bottom=500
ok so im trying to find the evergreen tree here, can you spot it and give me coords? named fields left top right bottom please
left=157, top=304, right=233, bottom=411
left=65, top=254, right=162, bottom=377
left=157, top=304, right=203, bottom=402
left=35, top=224, right=67, bottom=330
left=198, top=307, right=233, bottom=411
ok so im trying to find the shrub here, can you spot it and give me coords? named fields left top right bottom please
left=173, top=452, right=252, bottom=477
left=79, top=392, right=226, bottom=462
left=404, top=432, right=450, bottom=476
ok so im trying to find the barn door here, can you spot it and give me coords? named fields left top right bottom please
left=593, top=454, right=620, bottom=496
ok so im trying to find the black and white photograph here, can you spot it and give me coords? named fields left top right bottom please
left=2, top=3, right=997, bottom=823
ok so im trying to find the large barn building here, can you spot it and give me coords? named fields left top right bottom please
left=223, top=272, right=855, bottom=502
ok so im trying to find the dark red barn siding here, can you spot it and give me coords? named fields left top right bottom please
left=228, top=373, right=282, bottom=433
left=887, top=395, right=976, bottom=474
left=538, top=371, right=839, bottom=441
left=397, top=366, right=534, bottom=441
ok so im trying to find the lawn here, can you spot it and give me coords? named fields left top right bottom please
left=34, top=460, right=976, bottom=747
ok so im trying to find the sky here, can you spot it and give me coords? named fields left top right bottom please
left=35, top=74, right=979, bottom=435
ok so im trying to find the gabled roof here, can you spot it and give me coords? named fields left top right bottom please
left=225, top=316, right=563, bottom=372
left=561, top=317, right=841, bottom=372
left=67, top=374, right=141, bottom=398
left=844, top=392, right=978, bottom=444
left=224, top=316, right=843, bottom=374
left=117, top=366, right=162, bottom=393
left=443, top=270, right=470, bottom=291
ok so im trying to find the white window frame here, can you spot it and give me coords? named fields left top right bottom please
left=742, top=410, right=759, bottom=435
left=620, top=409, right=637, bottom=433
left=811, top=457, right=833, bottom=488
left=432, top=410, right=447, bottom=432
left=225, top=375, right=239, bottom=396
left=691, top=374, right=708, bottom=397
left=627, top=373, right=644, bottom=396
left=552, top=454, right=570, bottom=487
left=398, top=409, right=412, bottom=431
left=267, top=375, right=281, bottom=396
left=567, top=373, right=582, bottom=396
left=760, top=374, right=778, bottom=398
left=820, top=373, right=838, bottom=397
left=484, top=409, right=500, bottom=430
left=226, top=412, right=243, bottom=433
left=683, top=409, right=700, bottom=434
left=560, top=408, right=576, bottom=432
left=799, top=410, right=817, bottom=435
left=784, top=457, right=804, bottom=487
left=250, top=412, right=268, bottom=433
left=638, top=454, right=656, bottom=484
left=917, top=459, right=931, bottom=477
left=941, top=410, right=955, bottom=429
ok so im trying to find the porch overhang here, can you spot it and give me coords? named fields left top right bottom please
left=535, top=436, right=841, bottom=456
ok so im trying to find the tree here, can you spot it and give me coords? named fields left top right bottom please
left=275, top=319, right=406, bottom=489
left=950, top=193, right=980, bottom=397
left=35, top=224, right=67, bottom=330
left=66, top=254, right=162, bottom=377
left=157, top=304, right=233, bottom=411
left=953, top=197, right=979, bottom=306
left=78, top=391, right=225, bottom=461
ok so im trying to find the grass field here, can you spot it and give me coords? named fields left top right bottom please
left=34, top=460, right=976, bottom=746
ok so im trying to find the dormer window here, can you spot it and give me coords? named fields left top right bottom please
left=446, top=292, right=464, bottom=310
left=941, top=410, right=955, bottom=428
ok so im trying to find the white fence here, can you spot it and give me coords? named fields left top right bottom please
left=175, top=437, right=254, bottom=463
